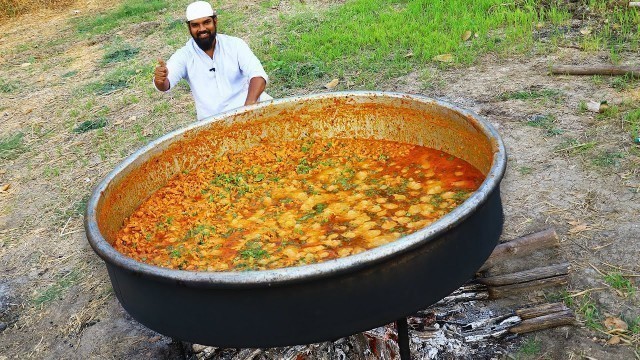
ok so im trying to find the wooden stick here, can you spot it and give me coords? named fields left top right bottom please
left=479, top=228, right=559, bottom=272
left=509, top=310, right=576, bottom=334
left=477, top=262, right=569, bottom=286
left=436, top=290, right=489, bottom=305
left=551, top=65, right=640, bottom=78
left=463, top=316, right=521, bottom=343
left=515, top=302, right=569, bottom=320
left=488, top=275, right=568, bottom=299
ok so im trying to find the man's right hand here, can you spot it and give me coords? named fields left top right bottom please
left=154, top=58, right=170, bottom=91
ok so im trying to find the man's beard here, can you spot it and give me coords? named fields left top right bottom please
left=192, top=29, right=216, bottom=51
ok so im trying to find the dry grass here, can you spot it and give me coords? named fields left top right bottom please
left=0, top=0, right=74, bottom=20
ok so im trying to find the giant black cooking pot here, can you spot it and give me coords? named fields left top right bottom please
left=85, top=92, right=506, bottom=347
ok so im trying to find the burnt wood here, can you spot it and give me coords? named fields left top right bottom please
left=479, top=228, right=559, bottom=272
left=488, top=275, right=568, bottom=299
left=509, top=310, right=576, bottom=334
left=477, top=262, right=569, bottom=286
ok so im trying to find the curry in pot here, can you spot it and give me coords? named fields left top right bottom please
left=115, top=138, right=484, bottom=271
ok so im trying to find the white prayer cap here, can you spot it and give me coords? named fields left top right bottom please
left=186, top=1, right=216, bottom=21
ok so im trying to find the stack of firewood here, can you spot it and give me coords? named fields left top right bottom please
left=187, top=228, right=576, bottom=360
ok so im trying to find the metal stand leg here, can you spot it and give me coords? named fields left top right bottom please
left=173, top=339, right=188, bottom=360
left=395, top=317, right=411, bottom=360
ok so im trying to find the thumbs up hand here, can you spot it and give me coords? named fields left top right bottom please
left=154, top=58, right=169, bottom=91
left=155, top=58, right=168, bottom=81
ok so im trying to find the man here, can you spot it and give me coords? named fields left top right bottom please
left=154, top=1, right=271, bottom=120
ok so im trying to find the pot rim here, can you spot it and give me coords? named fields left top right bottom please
left=85, top=91, right=506, bottom=288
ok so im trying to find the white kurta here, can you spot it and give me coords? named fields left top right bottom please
left=160, top=34, right=271, bottom=120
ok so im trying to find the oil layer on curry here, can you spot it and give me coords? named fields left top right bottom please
left=115, top=138, right=484, bottom=271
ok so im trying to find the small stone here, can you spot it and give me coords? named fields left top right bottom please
left=0, top=322, right=7, bottom=332
left=604, top=317, right=628, bottom=331
left=587, top=101, right=604, bottom=113
left=607, top=335, right=621, bottom=345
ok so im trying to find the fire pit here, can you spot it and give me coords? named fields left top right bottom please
left=85, top=92, right=506, bottom=357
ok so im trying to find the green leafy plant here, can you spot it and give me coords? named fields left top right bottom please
left=604, top=272, right=636, bottom=297
left=239, top=240, right=269, bottom=260
left=526, top=114, right=563, bottom=136
left=577, top=100, right=588, bottom=114
left=499, top=88, right=562, bottom=101
left=33, top=269, right=82, bottom=307
left=0, top=78, right=20, bottom=93
left=0, top=132, right=26, bottom=160
left=102, top=43, right=140, bottom=65
left=591, top=151, right=624, bottom=167
left=577, top=295, right=602, bottom=330
left=73, top=117, right=108, bottom=133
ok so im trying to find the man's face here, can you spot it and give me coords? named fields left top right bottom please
left=188, top=16, right=217, bottom=51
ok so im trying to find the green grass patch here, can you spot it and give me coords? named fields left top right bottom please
left=518, top=166, right=533, bottom=175
left=577, top=100, right=588, bottom=114
left=604, top=272, right=636, bottom=297
left=624, top=108, right=640, bottom=142
left=611, top=75, right=637, bottom=91
left=591, top=151, right=624, bottom=167
left=526, top=114, right=563, bottom=136
left=61, top=70, right=78, bottom=78
left=549, top=291, right=602, bottom=331
left=555, top=138, right=596, bottom=155
left=102, top=42, right=140, bottom=65
left=577, top=295, right=603, bottom=331
left=582, top=0, right=640, bottom=52
left=33, top=269, right=82, bottom=307
left=74, top=0, right=169, bottom=35
left=0, top=78, right=20, bottom=93
left=0, top=132, right=26, bottom=160
left=625, top=315, right=640, bottom=334
left=499, top=88, right=562, bottom=101
left=73, top=117, right=108, bottom=133
left=596, top=105, right=619, bottom=120
left=85, top=67, right=139, bottom=95
left=256, top=0, right=570, bottom=91
left=517, top=337, right=541, bottom=357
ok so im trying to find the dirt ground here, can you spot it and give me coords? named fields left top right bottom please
left=1, top=1, right=639, bottom=359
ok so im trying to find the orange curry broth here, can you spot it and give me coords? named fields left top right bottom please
left=114, top=138, right=484, bottom=271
